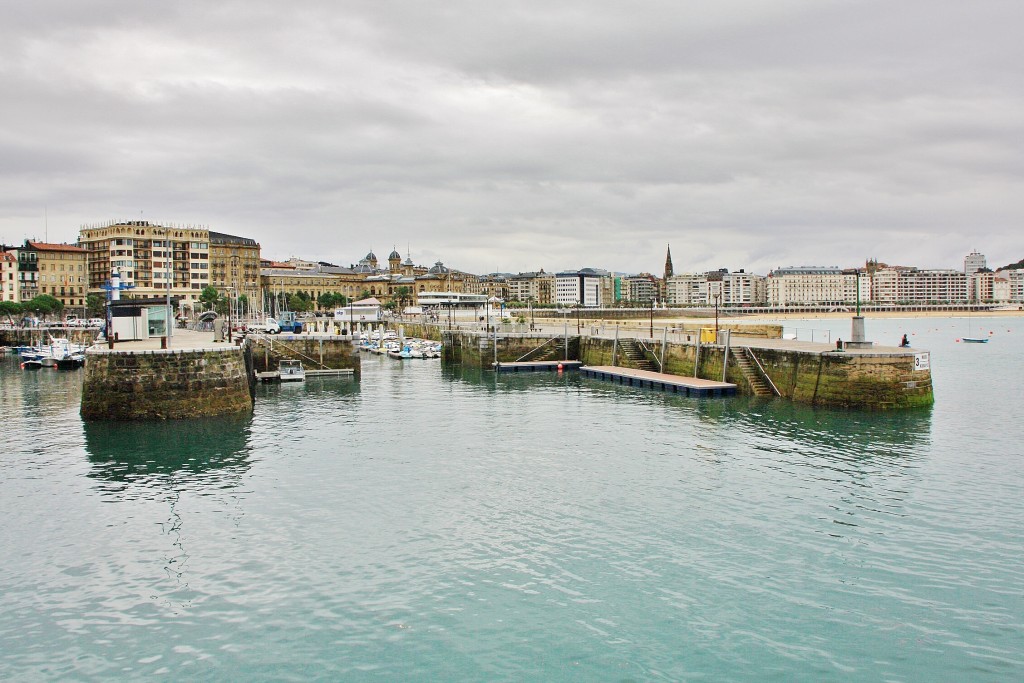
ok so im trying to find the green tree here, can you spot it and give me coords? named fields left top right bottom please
left=394, top=286, right=412, bottom=310
left=318, top=292, right=348, bottom=310
left=0, top=300, right=23, bottom=324
left=199, top=286, right=219, bottom=312
left=24, top=294, right=63, bottom=319
left=288, top=293, right=312, bottom=313
left=236, top=293, right=249, bottom=317
left=86, top=293, right=105, bottom=316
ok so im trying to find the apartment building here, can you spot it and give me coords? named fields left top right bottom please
left=1, top=250, right=18, bottom=303
left=555, top=268, right=604, bottom=307
left=79, top=221, right=213, bottom=306
left=666, top=273, right=707, bottom=305
left=666, top=271, right=767, bottom=306
left=261, top=264, right=368, bottom=306
left=1003, top=269, right=1024, bottom=303
left=487, top=271, right=552, bottom=305
left=766, top=267, right=862, bottom=306
left=871, top=268, right=968, bottom=303
left=209, top=231, right=261, bottom=304
left=623, top=273, right=659, bottom=304
left=14, top=241, right=88, bottom=312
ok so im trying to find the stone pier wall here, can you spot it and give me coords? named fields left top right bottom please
left=441, top=331, right=578, bottom=366
left=441, top=330, right=932, bottom=410
left=81, top=347, right=254, bottom=421
left=249, top=335, right=361, bottom=378
left=578, top=336, right=932, bottom=410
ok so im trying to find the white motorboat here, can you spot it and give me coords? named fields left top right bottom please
left=278, top=359, right=305, bottom=382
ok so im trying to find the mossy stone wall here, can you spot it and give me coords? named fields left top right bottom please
left=250, top=336, right=360, bottom=378
left=81, top=347, right=253, bottom=421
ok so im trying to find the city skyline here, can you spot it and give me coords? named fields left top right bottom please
left=2, top=2, right=1022, bottom=275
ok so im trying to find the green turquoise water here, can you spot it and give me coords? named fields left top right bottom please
left=1, top=317, right=1022, bottom=681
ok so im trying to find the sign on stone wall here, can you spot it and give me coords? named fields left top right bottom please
left=914, top=352, right=930, bottom=371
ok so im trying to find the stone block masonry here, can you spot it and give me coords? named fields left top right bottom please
left=439, top=330, right=933, bottom=411
left=81, top=347, right=254, bottom=421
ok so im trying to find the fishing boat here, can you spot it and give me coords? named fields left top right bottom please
left=278, top=359, right=305, bottom=382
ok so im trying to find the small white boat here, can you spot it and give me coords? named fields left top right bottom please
left=278, top=359, right=305, bottom=382
left=962, top=337, right=989, bottom=344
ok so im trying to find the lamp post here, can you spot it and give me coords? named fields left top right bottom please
left=649, top=298, right=655, bottom=338
left=226, top=286, right=235, bottom=343
left=165, top=228, right=173, bottom=348
left=713, top=287, right=721, bottom=339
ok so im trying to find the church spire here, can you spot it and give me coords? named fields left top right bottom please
left=664, top=244, right=674, bottom=280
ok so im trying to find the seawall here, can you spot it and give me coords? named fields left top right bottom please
left=248, top=334, right=361, bottom=378
left=81, top=346, right=255, bottom=421
left=439, top=330, right=933, bottom=410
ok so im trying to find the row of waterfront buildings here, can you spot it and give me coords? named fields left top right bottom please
left=2, top=221, right=1022, bottom=315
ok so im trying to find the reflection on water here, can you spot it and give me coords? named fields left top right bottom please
left=448, top=363, right=932, bottom=459
left=84, top=413, right=253, bottom=492
left=3, top=335, right=1022, bottom=682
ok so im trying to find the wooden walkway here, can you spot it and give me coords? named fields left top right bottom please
left=581, top=366, right=736, bottom=397
left=494, top=360, right=583, bottom=373
left=257, top=368, right=354, bottom=382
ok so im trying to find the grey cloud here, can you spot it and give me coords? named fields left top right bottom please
left=1, top=1, right=1022, bottom=275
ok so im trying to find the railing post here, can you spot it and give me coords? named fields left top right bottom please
left=612, top=325, right=618, bottom=366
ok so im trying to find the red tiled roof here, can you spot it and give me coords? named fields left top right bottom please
left=27, top=241, right=87, bottom=253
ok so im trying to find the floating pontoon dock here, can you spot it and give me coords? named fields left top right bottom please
left=581, top=366, right=736, bottom=396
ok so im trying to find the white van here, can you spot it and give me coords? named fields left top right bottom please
left=248, top=317, right=281, bottom=334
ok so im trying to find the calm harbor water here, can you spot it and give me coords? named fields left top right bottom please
left=1, top=316, right=1022, bottom=681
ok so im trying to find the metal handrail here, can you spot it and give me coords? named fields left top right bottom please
left=514, top=336, right=562, bottom=362
left=744, top=347, right=781, bottom=396
left=635, top=338, right=662, bottom=371
left=247, top=333, right=329, bottom=369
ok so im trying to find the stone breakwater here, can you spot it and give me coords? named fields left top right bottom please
left=440, top=330, right=933, bottom=410
left=80, top=346, right=254, bottom=421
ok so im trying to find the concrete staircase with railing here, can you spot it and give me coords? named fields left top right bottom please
left=618, top=339, right=658, bottom=372
left=733, top=347, right=778, bottom=397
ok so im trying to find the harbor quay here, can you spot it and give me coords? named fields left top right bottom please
left=79, top=329, right=256, bottom=421
left=416, top=319, right=933, bottom=410
left=77, top=328, right=360, bottom=421
left=19, top=315, right=931, bottom=419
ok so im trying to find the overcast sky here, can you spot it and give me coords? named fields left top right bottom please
left=2, top=1, right=1022, bottom=275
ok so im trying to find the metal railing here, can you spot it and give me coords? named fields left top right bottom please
left=781, top=327, right=832, bottom=343
left=744, top=347, right=781, bottom=397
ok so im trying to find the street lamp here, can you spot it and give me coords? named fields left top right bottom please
left=226, top=286, right=235, bottom=343
left=650, top=298, right=655, bottom=338
left=163, top=229, right=172, bottom=347
left=713, top=289, right=721, bottom=339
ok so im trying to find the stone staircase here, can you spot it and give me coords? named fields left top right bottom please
left=519, top=339, right=565, bottom=362
left=618, top=339, right=658, bottom=372
left=733, top=347, right=777, bottom=397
